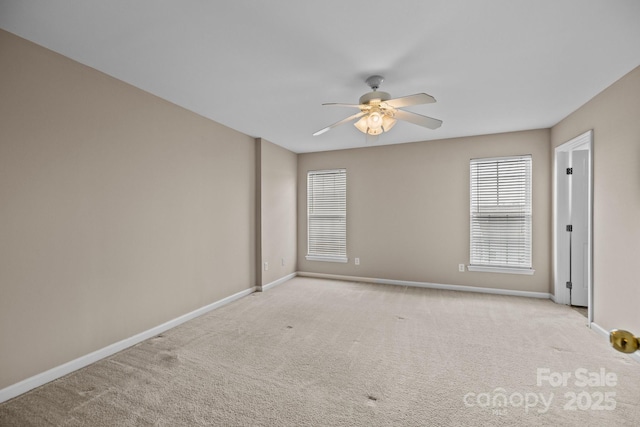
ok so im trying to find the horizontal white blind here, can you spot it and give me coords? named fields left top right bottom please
left=307, top=169, right=346, bottom=260
left=470, top=156, right=532, bottom=269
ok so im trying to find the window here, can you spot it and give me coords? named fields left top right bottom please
left=306, top=169, right=347, bottom=263
left=469, top=155, right=533, bottom=274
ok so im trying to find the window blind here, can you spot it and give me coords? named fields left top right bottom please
left=306, top=169, right=347, bottom=262
left=470, top=156, right=532, bottom=270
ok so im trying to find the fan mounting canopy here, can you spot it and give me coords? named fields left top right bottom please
left=365, top=75, right=385, bottom=90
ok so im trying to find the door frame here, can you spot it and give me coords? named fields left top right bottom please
left=553, top=130, right=593, bottom=323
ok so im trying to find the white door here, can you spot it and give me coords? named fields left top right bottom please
left=556, top=151, right=571, bottom=303
left=569, top=149, right=589, bottom=307
left=554, top=131, right=592, bottom=315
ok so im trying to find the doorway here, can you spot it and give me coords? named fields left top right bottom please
left=553, top=130, right=593, bottom=323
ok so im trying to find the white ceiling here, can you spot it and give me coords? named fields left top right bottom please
left=1, top=1, right=639, bottom=153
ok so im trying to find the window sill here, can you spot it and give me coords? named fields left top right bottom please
left=305, top=255, right=348, bottom=263
left=467, top=265, right=535, bottom=275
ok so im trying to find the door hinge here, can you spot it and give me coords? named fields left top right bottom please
left=566, top=281, right=573, bottom=289
left=566, top=167, right=573, bottom=175
left=566, top=225, right=573, bottom=232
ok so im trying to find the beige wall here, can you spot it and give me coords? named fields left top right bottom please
left=0, top=30, right=257, bottom=389
left=257, top=139, right=297, bottom=286
left=551, top=65, right=640, bottom=334
left=298, top=129, right=551, bottom=293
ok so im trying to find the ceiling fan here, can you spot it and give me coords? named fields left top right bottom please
left=313, top=75, right=442, bottom=137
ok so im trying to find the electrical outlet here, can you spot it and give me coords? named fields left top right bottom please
left=264, top=261, right=269, bottom=271
left=355, top=258, right=360, bottom=265
left=281, top=258, right=285, bottom=267
left=458, top=264, right=465, bottom=272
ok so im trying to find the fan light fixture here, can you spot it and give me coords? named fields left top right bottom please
left=354, top=107, right=397, bottom=135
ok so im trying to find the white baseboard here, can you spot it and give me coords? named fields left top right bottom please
left=297, top=271, right=551, bottom=299
left=590, top=322, right=640, bottom=363
left=258, top=272, right=296, bottom=292
left=0, top=286, right=256, bottom=404
left=590, top=321, right=609, bottom=338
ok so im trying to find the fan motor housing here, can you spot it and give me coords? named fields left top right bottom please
left=359, top=91, right=391, bottom=106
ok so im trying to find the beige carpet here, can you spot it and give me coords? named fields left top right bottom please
left=1, top=277, right=638, bottom=426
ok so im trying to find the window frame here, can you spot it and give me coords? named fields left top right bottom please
left=468, top=155, right=534, bottom=275
left=305, top=168, right=348, bottom=263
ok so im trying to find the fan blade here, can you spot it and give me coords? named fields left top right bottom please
left=384, top=93, right=436, bottom=108
left=394, top=109, right=442, bottom=130
left=322, top=103, right=365, bottom=108
left=313, top=111, right=367, bottom=136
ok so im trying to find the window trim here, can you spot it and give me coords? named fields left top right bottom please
left=306, top=168, right=347, bottom=263
left=467, top=265, right=535, bottom=275
left=305, top=255, right=349, bottom=263
left=469, top=155, right=534, bottom=274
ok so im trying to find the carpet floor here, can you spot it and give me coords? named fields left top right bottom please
left=1, top=277, right=638, bottom=426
